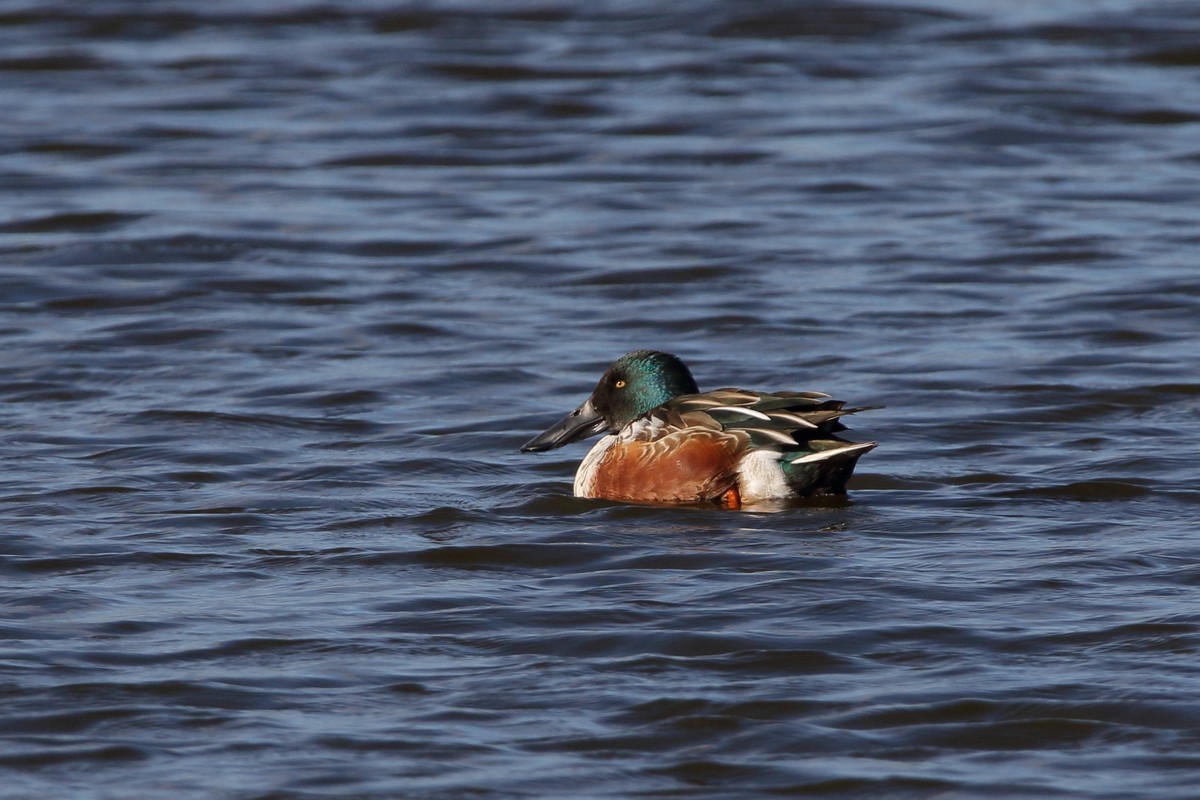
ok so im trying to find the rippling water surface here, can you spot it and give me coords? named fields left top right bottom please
left=3, top=1, right=1200, bottom=797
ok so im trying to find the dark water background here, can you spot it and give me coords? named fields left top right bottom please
left=3, top=1, right=1200, bottom=797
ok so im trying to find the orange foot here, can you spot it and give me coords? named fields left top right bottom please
left=720, top=485, right=741, bottom=510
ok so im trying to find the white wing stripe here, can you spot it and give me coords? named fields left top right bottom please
left=707, top=405, right=771, bottom=421
left=788, top=442, right=876, bottom=465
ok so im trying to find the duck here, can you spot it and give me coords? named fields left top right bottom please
left=520, top=350, right=876, bottom=509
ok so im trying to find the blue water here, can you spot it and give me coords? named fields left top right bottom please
left=2, top=1, right=1200, bottom=797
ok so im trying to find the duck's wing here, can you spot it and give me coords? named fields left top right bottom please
left=656, top=388, right=876, bottom=449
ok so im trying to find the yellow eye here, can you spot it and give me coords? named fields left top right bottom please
left=615, top=379, right=626, bottom=389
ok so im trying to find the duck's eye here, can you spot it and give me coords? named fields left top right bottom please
left=615, top=379, right=626, bottom=389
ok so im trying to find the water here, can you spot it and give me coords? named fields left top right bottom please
left=2, top=1, right=1200, bottom=797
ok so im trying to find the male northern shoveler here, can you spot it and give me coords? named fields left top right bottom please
left=520, top=350, right=876, bottom=509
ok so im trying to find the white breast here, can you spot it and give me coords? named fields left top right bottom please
left=573, top=435, right=616, bottom=497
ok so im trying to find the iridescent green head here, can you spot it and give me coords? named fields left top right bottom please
left=520, top=350, right=699, bottom=452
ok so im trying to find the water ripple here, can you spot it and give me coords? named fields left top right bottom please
left=2, top=1, right=1199, bottom=798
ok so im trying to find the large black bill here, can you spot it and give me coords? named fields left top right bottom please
left=520, top=399, right=607, bottom=452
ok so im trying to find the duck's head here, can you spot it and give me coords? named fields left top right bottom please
left=520, top=350, right=699, bottom=452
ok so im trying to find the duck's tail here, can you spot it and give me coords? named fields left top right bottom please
left=784, top=440, right=877, bottom=496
